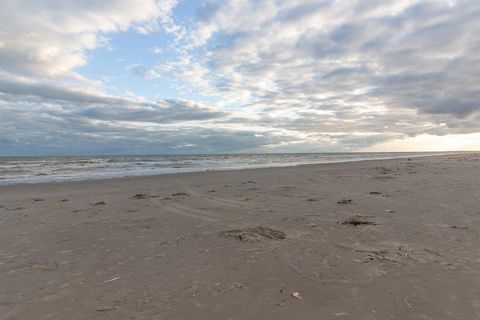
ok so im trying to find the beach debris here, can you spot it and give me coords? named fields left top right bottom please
left=96, top=305, right=118, bottom=312
left=341, top=216, right=376, bottom=226
left=230, top=282, right=246, bottom=290
left=156, top=240, right=169, bottom=246
left=306, top=198, right=318, bottom=202
left=208, top=189, right=216, bottom=193
left=450, top=225, right=468, bottom=230
left=26, top=261, right=59, bottom=271
left=239, top=181, right=256, bottom=187
left=369, top=191, right=382, bottom=195
left=132, top=193, right=149, bottom=199
left=61, top=199, right=69, bottom=202
left=104, top=277, right=120, bottom=283
left=219, top=226, right=286, bottom=242
left=6, top=207, right=24, bottom=211
left=251, top=226, right=286, bottom=240
left=385, top=209, right=395, bottom=213
left=337, top=199, right=353, bottom=205
left=132, top=193, right=162, bottom=199
left=291, top=292, right=303, bottom=299
left=175, top=235, right=186, bottom=244
left=172, top=192, right=189, bottom=197
left=92, top=201, right=106, bottom=206
left=376, top=166, right=393, bottom=174
left=366, top=250, right=397, bottom=263
left=32, top=198, right=44, bottom=202
left=423, top=248, right=445, bottom=259
left=404, top=298, right=412, bottom=309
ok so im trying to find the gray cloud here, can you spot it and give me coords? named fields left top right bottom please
left=1, top=0, right=480, bottom=155
left=188, top=0, right=480, bottom=133
left=0, top=101, right=297, bottom=155
left=0, top=78, right=227, bottom=125
left=77, top=99, right=226, bottom=123
left=0, top=79, right=123, bottom=106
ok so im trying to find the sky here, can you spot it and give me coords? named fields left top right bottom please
left=0, top=0, right=479, bottom=156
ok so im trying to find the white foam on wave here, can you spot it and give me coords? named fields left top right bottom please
left=0, top=152, right=453, bottom=185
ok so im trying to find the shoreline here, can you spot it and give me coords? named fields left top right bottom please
left=0, top=151, right=470, bottom=187
left=2, top=152, right=480, bottom=319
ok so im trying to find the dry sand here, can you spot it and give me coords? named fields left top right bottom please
left=1, top=153, right=480, bottom=319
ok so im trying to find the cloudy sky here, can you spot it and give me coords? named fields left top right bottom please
left=1, top=0, right=479, bottom=155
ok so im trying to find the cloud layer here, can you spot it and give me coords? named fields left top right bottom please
left=1, top=0, right=479, bottom=155
left=191, top=0, right=480, bottom=116
left=0, top=0, right=178, bottom=76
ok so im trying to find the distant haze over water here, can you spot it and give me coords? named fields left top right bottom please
left=0, top=152, right=457, bottom=185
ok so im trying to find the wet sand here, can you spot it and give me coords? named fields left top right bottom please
left=1, top=153, right=480, bottom=319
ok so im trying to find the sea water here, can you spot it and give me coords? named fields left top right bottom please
left=0, top=152, right=452, bottom=185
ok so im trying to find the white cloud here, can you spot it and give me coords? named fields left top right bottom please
left=1, top=0, right=480, bottom=154
left=169, top=0, right=480, bottom=149
left=0, top=0, right=178, bottom=76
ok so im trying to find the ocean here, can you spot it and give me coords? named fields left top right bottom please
left=0, top=152, right=451, bottom=185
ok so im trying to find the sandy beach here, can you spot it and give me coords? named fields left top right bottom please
left=1, top=153, right=480, bottom=320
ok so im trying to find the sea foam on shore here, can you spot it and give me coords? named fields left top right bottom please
left=0, top=152, right=452, bottom=185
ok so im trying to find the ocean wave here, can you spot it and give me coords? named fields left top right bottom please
left=0, top=152, right=454, bottom=185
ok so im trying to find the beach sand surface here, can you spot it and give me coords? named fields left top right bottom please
left=1, top=153, right=480, bottom=319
